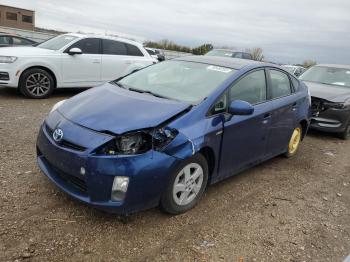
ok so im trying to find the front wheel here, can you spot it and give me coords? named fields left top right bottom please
left=19, top=68, right=54, bottom=99
left=160, top=154, right=208, bottom=215
left=284, top=125, right=302, bottom=158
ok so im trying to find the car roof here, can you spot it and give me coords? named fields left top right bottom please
left=174, top=55, right=266, bottom=70
left=315, top=64, right=350, bottom=70
left=209, top=49, right=250, bottom=54
left=63, top=33, right=144, bottom=48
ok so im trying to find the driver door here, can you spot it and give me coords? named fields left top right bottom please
left=61, top=38, right=102, bottom=87
left=219, top=69, right=272, bottom=179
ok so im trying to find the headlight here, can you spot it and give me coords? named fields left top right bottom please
left=344, top=98, right=350, bottom=107
left=0, top=56, right=17, bottom=63
left=50, top=99, right=66, bottom=113
left=94, top=127, right=178, bottom=155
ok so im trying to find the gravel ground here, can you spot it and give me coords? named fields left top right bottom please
left=0, top=87, right=349, bottom=262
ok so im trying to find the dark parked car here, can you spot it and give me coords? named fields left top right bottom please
left=206, top=49, right=253, bottom=60
left=36, top=56, right=310, bottom=215
left=0, top=34, right=37, bottom=47
left=300, top=64, right=350, bottom=139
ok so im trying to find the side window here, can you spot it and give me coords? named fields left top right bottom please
left=269, top=70, right=292, bottom=98
left=102, top=39, right=127, bottom=55
left=68, top=38, right=100, bottom=54
left=210, top=93, right=228, bottom=115
left=13, top=37, right=33, bottom=45
left=126, top=43, right=144, bottom=56
left=0, top=36, right=11, bottom=45
left=229, top=70, right=267, bottom=105
left=6, top=12, right=17, bottom=21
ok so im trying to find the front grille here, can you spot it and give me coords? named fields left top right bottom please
left=53, top=167, right=87, bottom=193
left=45, top=124, right=87, bottom=152
left=0, top=72, right=9, bottom=81
left=42, top=156, right=87, bottom=193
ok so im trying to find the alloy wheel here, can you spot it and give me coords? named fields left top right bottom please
left=172, top=163, right=204, bottom=206
left=25, top=73, right=51, bottom=97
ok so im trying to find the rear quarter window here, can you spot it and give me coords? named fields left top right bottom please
left=126, top=44, right=144, bottom=56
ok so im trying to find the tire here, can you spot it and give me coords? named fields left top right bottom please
left=19, top=68, right=55, bottom=99
left=284, top=125, right=302, bottom=158
left=160, top=153, right=208, bottom=215
left=338, top=121, right=350, bottom=140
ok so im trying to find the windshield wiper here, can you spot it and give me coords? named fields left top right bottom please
left=113, top=82, right=127, bottom=89
left=128, top=88, right=169, bottom=99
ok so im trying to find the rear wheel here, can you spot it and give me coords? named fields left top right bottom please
left=19, top=68, right=54, bottom=99
left=284, top=125, right=302, bottom=158
left=160, top=154, right=208, bottom=215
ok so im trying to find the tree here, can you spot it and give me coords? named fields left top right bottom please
left=248, top=47, right=264, bottom=61
left=302, top=60, right=317, bottom=68
left=144, top=40, right=213, bottom=55
left=192, top=44, right=213, bottom=55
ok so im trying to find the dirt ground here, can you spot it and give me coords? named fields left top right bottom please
left=0, top=87, right=349, bottom=262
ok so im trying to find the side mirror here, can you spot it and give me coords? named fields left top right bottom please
left=228, top=100, right=254, bottom=115
left=68, top=47, right=82, bottom=55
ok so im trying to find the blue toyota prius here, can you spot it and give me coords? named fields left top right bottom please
left=36, top=56, right=311, bottom=215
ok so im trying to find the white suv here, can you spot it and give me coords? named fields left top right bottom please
left=0, top=33, right=156, bottom=98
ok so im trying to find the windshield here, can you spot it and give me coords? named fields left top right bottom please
left=300, top=66, right=350, bottom=88
left=205, top=50, right=234, bottom=57
left=38, top=35, right=78, bottom=50
left=117, top=60, right=236, bottom=104
left=281, top=66, right=296, bottom=74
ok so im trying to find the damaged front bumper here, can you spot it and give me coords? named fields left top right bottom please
left=310, top=97, right=350, bottom=133
left=35, top=121, right=195, bottom=215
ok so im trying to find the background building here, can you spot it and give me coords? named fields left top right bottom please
left=0, top=4, right=35, bottom=31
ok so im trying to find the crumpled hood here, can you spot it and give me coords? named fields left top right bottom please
left=0, top=46, right=56, bottom=56
left=58, top=83, right=191, bottom=134
left=304, top=81, right=350, bottom=102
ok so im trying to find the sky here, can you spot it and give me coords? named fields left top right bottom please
left=3, top=0, right=350, bottom=64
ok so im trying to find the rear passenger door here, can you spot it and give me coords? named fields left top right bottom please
left=266, top=69, right=298, bottom=156
left=101, top=39, right=146, bottom=82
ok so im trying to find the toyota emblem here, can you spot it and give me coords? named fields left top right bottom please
left=53, top=128, right=64, bottom=142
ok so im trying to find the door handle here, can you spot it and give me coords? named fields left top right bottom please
left=262, top=113, right=271, bottom=124
left=263, top=113, right=271, bottom=119
left=92, top=59, right=100, bottom=64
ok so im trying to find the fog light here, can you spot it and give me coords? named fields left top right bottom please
left=111, top=176, right=129, bottom=201
left=80, top=167, right=86, bottom=176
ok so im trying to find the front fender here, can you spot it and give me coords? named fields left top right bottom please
left=162, top=132, right=204, bottom=159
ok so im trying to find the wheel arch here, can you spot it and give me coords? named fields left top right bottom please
left=19, top=66, right=57, bottom=89
left=199, top=146, right=216, bottom=185
left=299, top=119, right=309, bottom=140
